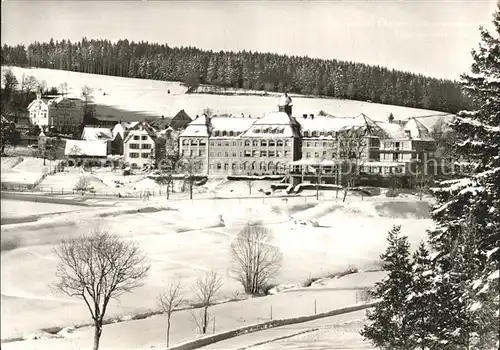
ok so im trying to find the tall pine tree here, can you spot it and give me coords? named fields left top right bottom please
left=360, top=225, right=413, bottom=349
left=427, top=4, right=499, bottom=349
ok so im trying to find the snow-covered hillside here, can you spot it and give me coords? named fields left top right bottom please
left=7, top=66, right=452, bottom=124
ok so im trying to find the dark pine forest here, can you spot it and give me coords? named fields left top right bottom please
left=1, top=38, right=470, bottom=114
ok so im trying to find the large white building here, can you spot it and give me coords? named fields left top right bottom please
left=27, top=93, right=84, bottom=134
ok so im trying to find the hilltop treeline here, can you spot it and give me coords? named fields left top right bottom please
left=1, top=38, right=469, bottom=113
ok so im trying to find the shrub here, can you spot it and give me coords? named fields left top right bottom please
left=356, top=288, right=374, bottom=303
left=303, top=277, right=319, bottom=287
left=385, top=188, right=400, bottom=197
left=260, top=283, right=278, bottom=295
left=74, top=176, right=90, bottom=191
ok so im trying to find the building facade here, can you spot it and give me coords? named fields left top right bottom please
left=27, top=93, right=83, bottom=133
left=123, top=123, right=160, bottom=169
left=177, top=94, right=439, bottom=182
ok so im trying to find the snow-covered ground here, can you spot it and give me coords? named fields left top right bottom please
left=1, top=157, right=59, bottom=186
left=1, top=189, right=432, bottom=344
left=7, top=66, right=451, bottom=123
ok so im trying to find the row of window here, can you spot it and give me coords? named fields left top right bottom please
left=380, top=141, right=411, bottom=150
left=181, top=139, right=207, bottom=146
left=133, top=135, right=150, bottom=141
left=129, top=143, right=152, bottom=149
left=129, top=153, right=150, bottom=159
left=380, top=153, right=412, bottom=162
left=210, top=150, right=291, bottom=158
left=210, top=162, right=284, bottom=171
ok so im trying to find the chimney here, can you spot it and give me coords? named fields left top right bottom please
left=195, top=115, right=199, bottom=119
left=303, top=114, right=307, bottom=119
left=161, top=115, right=165, bottom=119
left=310, top=114, right=314, bottom=120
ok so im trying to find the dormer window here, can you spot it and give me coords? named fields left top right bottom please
left=229, top=131, right=234, bottom=137
left=222, top=131, right=227, bottom=137
left=214, top=131, right=220, bottom=137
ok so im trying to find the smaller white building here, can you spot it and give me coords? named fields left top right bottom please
left=123, top=123, right=157, bottom=169
left=64, top=140, right=108, bottom=158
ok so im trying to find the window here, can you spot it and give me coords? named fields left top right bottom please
left=306, top=141, right=311, bottom=147
left=209, top=152, right=214, bottom=156
left=141, top=144, right=151, bottom=149
left=244, top=150, right=251, bottom=157
left=285, top=140, right=290, bottom=147
left=229, top=131, right=234, bottom=137
left=130, top=152, right=139, bottom=158
left=322, top=142, right=327, bottom=147
left=268, top=140, right=275, bottom=147
left=323, top=151, right=327, bottom=157
left=210, top=141, right=214, bottom=146
left=260, top=162, right=266, bottom=170
left=141, top=153, right=149, bottom=158
left=222, top=131, right=227, bottom=137
left=214, top=131, right=220, bottom=137
left=260, top=140, right=267, bottom=147
left=216, top=163, right=222, bottom=170
left=314, top=142, right=319, bottom=147
left=284, top=151, right=290, bottom=157
left=130, top=143, right=139, bottom=149
left=306, top=152, right=311, bottom=158
left=141, top=136, right=148, bottom=141
left=225, top=152, right=229, bottom=157
left=232, top=141, right=236, bottom=146
left=134, top=136, right=140, bottom=140
left=190, top=150, right=194, bottom=156
left=304, top=131, right=309, bottom=138
left=314, top=152, right=320, bottom=158
left=198, top=150, right=202, bottom=156
left=224, top=163, right=229, bottom=170
left=244, top=140, right=250, bottom=146
left=277, top=151, right=283, bottom=157
left=268, top=150, right=275, bottom=157
left=217, top=152, right=221, bottom=156
left=261, top=150, right=267, bottom=157
left=232, top=152, right=237, bottom=157
left=253, top=150, right=259, bottom=157
left=253, top=140, right=259, bottom=147
left=217, top=141, right=222, bottom=146
left=225, top=141, right=230, bottom=147
left=277, top=140, right=283, bottom=147
left=199, top=140, right=206, bottom=146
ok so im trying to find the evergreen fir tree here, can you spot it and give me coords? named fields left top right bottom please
left=360, top=225, right=413, bottom=349
left=406, top=242, right=437, bottom=349
left=427, top=4, right=499, bottom=349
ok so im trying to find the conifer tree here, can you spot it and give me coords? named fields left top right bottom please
left=360, top=225, right=413, bottom=349
left=427, top=4, right=499, bottom=348
left=406, top=242, right=436, bottom=350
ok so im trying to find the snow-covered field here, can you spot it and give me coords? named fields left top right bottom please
left=1, top=156, right=59, bottom=185
left=1, top=189, right=432, bottom=345
left=7, top=66, right=451, bottom=124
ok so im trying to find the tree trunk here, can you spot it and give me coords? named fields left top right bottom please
left=202, top=306, right=208, bottom=334
left=93, top=322, right=102, bottom=350
left=166, top=317, right=171, bottom=348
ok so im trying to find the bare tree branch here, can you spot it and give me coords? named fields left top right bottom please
left=51, top=228, right=150, bottom=350
left=158, top=280, right=184, bottom=347
left=230, top=222, right=283, bottom=295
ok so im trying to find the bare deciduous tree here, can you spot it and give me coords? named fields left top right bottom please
left=157, top=280, right=184, bottom=348
left=177, top=156, right=202, bottom=200
left=338, top=127, right=367, bottom=202
left=52, top=229, right=150, bottom=350
left=190, top=271, right=223, bottom=334
left=202, top=107, right=213, bottom=118
left=230, top=222, right=283, bottom=295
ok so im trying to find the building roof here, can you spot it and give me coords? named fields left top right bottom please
left=375, top=121, right=407, bottom=139
left=123, top=122, right=158, bottom=143
left=81, top=127, right=113, bottom=141
left=179, top=115, right=210, bottom=138
left=64, top=140, right=108, bottom=157
left=210, top=117, right=257, bottom=136
left=404, top=118, right=434, bottom=141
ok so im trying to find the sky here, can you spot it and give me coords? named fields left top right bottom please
left=1, top=0, right=498, bottom=80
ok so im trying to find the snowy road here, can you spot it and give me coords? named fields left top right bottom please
left=198, top=309, right=374, bottom=349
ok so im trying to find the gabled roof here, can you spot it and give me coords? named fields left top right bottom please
left=81, top=127, right=113, bottom=141
left=179, top=115, right=210, bottom=137
left=123, top=122, right=157, bottom=143
left=27, top=98, right=49, bottom=110
left=404, top=117, right=434, bottom=141
left=65, top=140, right=108, bottom=157
left=375, top=121, right=407, bottom=139
left=210, top=117, right=257, bottom=136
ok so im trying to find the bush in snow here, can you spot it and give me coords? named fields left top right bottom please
left=73, top=176, right=91, bottom=192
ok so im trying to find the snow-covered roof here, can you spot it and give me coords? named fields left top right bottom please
left=81, top=127, right=113, bottom=141
left=404, top=118, right=434, bottom=141
left=179, top=115, right=210, bottom=138
left=210, top=117, right=257, bottom=137
left=375, top=121, right=407, bottom=139
left=64, top=140, right=108, bottom=157
left=298, top=116, right=356, bottom=133
left=123, top=123, right=157, bottom=143
left=254, top=111, right=293, bottom=126
left=112, top=123, right=125, bottom=139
